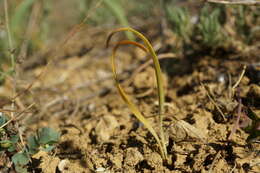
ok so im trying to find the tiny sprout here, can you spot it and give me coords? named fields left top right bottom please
left=107, top=27, right=170, bottom=163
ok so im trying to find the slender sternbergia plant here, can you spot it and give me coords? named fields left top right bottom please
left=106, top=28, right=169, bottom=163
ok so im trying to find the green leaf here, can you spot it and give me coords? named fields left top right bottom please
left=14, top=165, right=28, bottom=173
left=104, top=0, right=134, bottom=41
left=8, top=145, right=16, bottom=152
left=0, top=114, right=8, bottom=126
left=0, top=135, right=19, bottom=152
left=37, top=127, right=60, bottom=145
left=12, top=152, right=30, bottom=166
left=0, top=140, right=12, bottom=149
left=27, top=135, right=39, bottom=154
left=247, top=108, right=260, bottom=121
left=42, top=144, right=55, bottom=152
left=11, top=0, right=35, bottom=34
left=10, top=135, right=19, bottom=143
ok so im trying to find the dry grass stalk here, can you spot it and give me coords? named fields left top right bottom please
left=207, top=0, right=260, bottom=5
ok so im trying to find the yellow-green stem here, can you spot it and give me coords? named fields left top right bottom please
left=107, top=28, right=168, bottom=162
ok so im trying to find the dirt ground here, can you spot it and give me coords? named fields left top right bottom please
left=0, top=1, right=260, bottom=171
left=1, top=25, right=258, bottom=173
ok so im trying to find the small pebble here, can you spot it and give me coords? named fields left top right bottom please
left=58, top=159, right=70, bottom=171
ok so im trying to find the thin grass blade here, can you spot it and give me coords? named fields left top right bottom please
left=107, top=28, right=168, bottom=161
left=111, top=40, right=166, bottom=160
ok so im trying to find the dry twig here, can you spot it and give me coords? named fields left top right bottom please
left=207, top=0, right=260, bottom=5
left=232, top=65, right=246, bottom=93
left=0, top=103, right=35, bottom=129
left=201, top=83, right=226, bottom=121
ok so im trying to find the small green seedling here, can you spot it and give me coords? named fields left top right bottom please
left=0, top=114, right=60, bottom=173
left=0, top=114, right=19, bottom=152
left=0, top=135, right=19, bottom=152
left=106, top=27, right=169, bottom=163
left=198, top=6, right=223, bottom=47
left=11, top=152, right=30, bottom=173
left=166, top=6, right=192, bottom=42
left=11, top=127, right=60, bottom=172
left=27, top=127, right=60, bottom=153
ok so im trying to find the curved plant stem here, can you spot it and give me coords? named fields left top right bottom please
left=107, top=28, right=168, bottom=162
